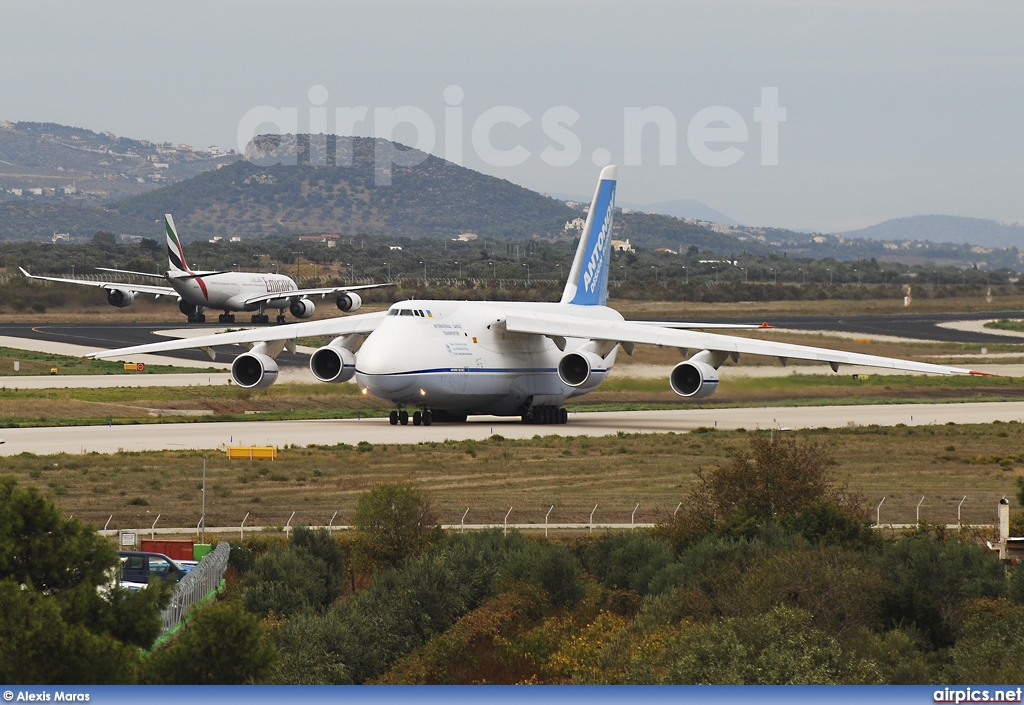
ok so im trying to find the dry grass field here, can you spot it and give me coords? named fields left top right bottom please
left=2, top=423, right=1020, bottom=535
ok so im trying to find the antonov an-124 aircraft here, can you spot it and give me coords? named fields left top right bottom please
left=89, top=166, right=989, bottom=426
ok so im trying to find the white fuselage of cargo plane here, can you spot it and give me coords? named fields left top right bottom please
left=168, top=272, right=300, bottom=313
left=354, top=300, right=622, bottom=415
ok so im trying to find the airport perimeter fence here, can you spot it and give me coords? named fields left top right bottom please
left=159, top=541, right=230, bottom=637
left=97, top=495, right=1005, bottom=543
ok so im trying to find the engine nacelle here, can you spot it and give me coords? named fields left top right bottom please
left=178, top=299, right=196, bottom=316
left=557, top=350, right=607, bottom=388
left=289, top=298, right=316, bottom=319
left=670, top=360, right=720, bottom=399
left=231, top=352, right=279, bottom=390
left=309, top=340, right=357, bottom=383
left=336, top=291, right=362, bottom=312
left=106, top=289, right=135, bottom=308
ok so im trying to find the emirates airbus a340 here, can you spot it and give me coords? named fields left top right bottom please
left=89, top=166, right=988, bottom=425
left=22, top=215, right=386, bottom=324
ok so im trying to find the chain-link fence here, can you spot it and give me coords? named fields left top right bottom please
left=160, top=541, right=230, bottom=637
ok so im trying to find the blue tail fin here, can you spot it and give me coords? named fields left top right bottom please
left=560, top=165, right=617, bottom=306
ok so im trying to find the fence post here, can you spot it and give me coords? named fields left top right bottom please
left=461, top=507, right=470, bottom=534
left=503, top=507, right=513, bottom=536
left=958, top=496, right=967, bottom=530
left=631, top=503, right=640, bottom=530
left=916, top=497, right=924, bottom=525
left=240, top=512, right=249, bottom=541
left=151, top=514, right=160, bottom=539
left=545, top=505, right=554, bottom=538
left=875, top=497, right=885, bottom=527
left=285, top=511, right=296, bottom=539
left=328, top=511, right=338, bottom=534
left=589, top=504, right=598, bottom=533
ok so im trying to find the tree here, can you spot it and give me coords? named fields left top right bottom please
left=351, top=482, right=442, bottom=570
left=0, top=476, right=168, bottom=684
left=142, top=601, right=277, bottom=684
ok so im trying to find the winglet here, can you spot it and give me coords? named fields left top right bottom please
left=18, top=266, right=31, bottom=277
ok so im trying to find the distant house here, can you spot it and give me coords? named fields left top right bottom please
left=230, top=236, right=242, bottom=243
left=655, top=247, right=678, bottom=255
left=298, top=234, right=340, bottom=243
left=611, top=238, right=634, bottom=253
left=389, top=245, right=403, bottom=251
left=563, top=217, right=586, bottom=232
left=209, top=236, right=223, bottom=243
left=52, top=233, right=71, bottom=243
left=455, top=232, right=478, bottom=242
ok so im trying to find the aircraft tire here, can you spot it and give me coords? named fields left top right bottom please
left=389, top=410, right=398, bottom=426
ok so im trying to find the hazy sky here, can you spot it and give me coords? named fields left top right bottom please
left=2, top=1, right=1021, bottom=232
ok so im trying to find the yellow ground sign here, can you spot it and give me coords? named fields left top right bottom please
left=226, top=446, right=278, bottom=460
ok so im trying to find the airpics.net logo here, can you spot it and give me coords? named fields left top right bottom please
left=236, top=85, right=786, bottom=186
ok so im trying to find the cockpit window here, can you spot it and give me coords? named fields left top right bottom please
left=400, top=309, right=413, bottom=316
left=387, top=309, right=398, bottom=316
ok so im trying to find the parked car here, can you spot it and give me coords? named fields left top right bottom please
left=117, top=550, right=189, bottom=588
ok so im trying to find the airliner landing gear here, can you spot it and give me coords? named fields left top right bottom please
left=522, top=405, right=568, bottom=425
left=251, top=313, right=270, bottom=324
left=276, top=313, right=287, bottom=323
left=180, top=302, right=206, bottom=323
left=390, top=410, right=410, bottom=426
left=412, top=410, right=433, bottom=426
left=218, top=313, right=235, bottom=324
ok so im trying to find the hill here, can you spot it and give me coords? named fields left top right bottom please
left=0, top=121, right=239, bottom=205
left=844, top=215, right=1024, bottom=249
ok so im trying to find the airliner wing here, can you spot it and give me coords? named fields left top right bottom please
left=19, top=267, right=176, bottom=297
left=629, top=320, right=774, bottom=330
left=87, top=310, right=388, bottom=359
left=242, top=282, right=393, bottom=306
left=503, top=311, right=988, bottom=376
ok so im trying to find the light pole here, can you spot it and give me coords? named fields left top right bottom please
left=620, top=265, right=626, bottom=283
left=419, top=260, right=427, bottom=284
left=682, top=265, right=687, bottom=284
left=523, top=262, right=530, bottom=285
left=489, top=262, right=496, bottom=282
left=827, top=267, right=832, bottom=285
left=799, top=267, right=804, bottom=285
left=455, top=261, right=462, bottom=279
left=770, top=267, right=776, bottom=284
left=383, top=261, right=391, bottom=282
left=651, top=266, right=658, bottom=284
left=556, top=263, right=563, bottom=281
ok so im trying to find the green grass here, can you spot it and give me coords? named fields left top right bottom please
left=0, top=346, right=220, bottom=376
left=3, top=422, right=1021, bottom=532
left=986, top=319, right=1024, bottom=332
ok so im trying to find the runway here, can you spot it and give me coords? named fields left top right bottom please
left=3, top=401, right=1024, bottom=457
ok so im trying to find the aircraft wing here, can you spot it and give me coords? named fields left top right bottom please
left=502, top=310, right=988, bottom=376
left=628, top=320, right=774, bottom=330
left=87, top=310, right=388, bottom=359
left=242, top=282, right=394, bottom=306
left=20, top=267, right=177, bottom=297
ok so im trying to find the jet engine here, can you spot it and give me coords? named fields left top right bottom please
left=231, top=352, right=279, bottom=390
left=289, top=298, right=316, bottom=319
left=336, top=291, right=362, bottom=312
left=309, top=339, right=357, bottom=383
left=669, top=359, right=720, bottom=399
left=106, top=289, right=135, bottom=308
left=557, top=350, right=607, bottom=388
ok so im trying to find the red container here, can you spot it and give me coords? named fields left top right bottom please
left=140, top=539, right=195, bottom=562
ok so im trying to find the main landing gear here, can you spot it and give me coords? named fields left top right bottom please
left=180, top=302, right=206, bottom=323
left=522, top=405, right=568, bottom=425
left=389, top=409, right=433, bottom=426
left=218, top=313, right=236, bottom=324
left=251, top=313, right=270, bottom=324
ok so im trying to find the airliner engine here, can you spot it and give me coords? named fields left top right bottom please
left=557, top=350, right=606, bottom=389
left=106, top=289, right=135, bottom=308
left=337, top=292, right=362, bottom=312
left=231, top=352, right=279, bottom=390
left=669, top=359, right=720, bottom=399
left=309, top=339, right=357, bottom=383
left=289, top=299, right=316, bottom=319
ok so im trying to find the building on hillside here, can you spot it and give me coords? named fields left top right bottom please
left=655, top=247, right=678, bottom=255
left=611, top=238, right=634, bottom=253
left=564, top=217, right=586, bottom=232
left=455, top=232, right=478, bottom=242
